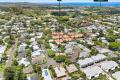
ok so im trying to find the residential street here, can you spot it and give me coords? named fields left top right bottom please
left=5, top=38, right=18, bottom=67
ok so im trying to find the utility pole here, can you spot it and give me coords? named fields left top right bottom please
left=57, top=0, right=62, bottom=68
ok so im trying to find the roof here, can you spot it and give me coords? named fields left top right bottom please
left=54, top=67, right=66, bottom=78
left=23, top=66, right=33, bottom=74
left=112, top=71, right=120, bottom=80
left=32, top=49, right=44, bottom=57
left=32, top=55, right=45, bottom=64
left=27, top=74, right=39, bottom=80
left=18, top=44, right=26, bottom=53
left=96, top=47, right=111, bottom=54
left=79, top=51, right=89, bottom=58
left=32, top=45, right=39, bottom=51
left=83, top=66, right=104, bottom=79
left=42, top=69, right=52, bottom=80
left=66, top=64, right=78, bottom=73
left=18, top=58, right=30, bottom=67
left=0, top=45, right=6, bottom=54
left=100, top=61, right=119, bottom=71
left=78, top=58, right=94, bottom=67
left=91, top=54, right=106, bottom=62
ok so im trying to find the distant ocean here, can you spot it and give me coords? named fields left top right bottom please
left=49, top=2, right=120, bottom=7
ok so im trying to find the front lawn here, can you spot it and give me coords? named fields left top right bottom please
left=0, top=64, right=5, bottom=71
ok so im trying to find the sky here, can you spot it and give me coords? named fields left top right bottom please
left=0, top=0, right=119, bottom=3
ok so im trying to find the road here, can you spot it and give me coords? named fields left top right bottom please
left=5, top=38, right=18, bottom=67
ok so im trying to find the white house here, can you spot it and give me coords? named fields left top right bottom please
left=100, top=61, right=119, bottom=72
left=96, top=47, right=111, bottom=54
left=54, top=67, right=66, bottom=78
left=0, top=54, right=2, bottom=63
left=82, top=66, right=104, bottom=79
left=18, top=58, right=30, bottom=67
left=0, top=45, right=6, bottom=54
left=91, top=54, right=106, bottom=63
left=78, top=58, right=94, bottom=68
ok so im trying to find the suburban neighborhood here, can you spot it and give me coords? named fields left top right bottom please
left=0, top=1, right=120, bottom=80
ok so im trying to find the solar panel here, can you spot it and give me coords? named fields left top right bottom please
left=94, top=0, right=108, bottom=2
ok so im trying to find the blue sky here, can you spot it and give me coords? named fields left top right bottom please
left=0, top=0, right=119, bottom=3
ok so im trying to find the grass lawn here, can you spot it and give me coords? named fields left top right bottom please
left=71, top=71, right=81, bottom=78
left=0, top=64, right=5, bottom=72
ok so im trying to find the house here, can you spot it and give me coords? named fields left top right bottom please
left=36, top=32, right=43, bottom=38
left=23, top=66, right=33, bottom=74
left=96, top=47, right=112, bottom=54
left=52, top=32, right=83, bottom=44
left=78, top=58, right=94, bottom=68
left=66, top=64, right=78, bottom=73
left=50, top=43, right=59, bottom=52
left=65, top=42, right=77, bottom=55
left=79, top=51, right=89, bottom=58
left=54, top=67, right=66, bottom=78
left=82, top=66, right=104, bottom=79
left=91, top=54, right=106, bottom=63
left=32, top=45, right=39, bottom=51
left=0, top=54, right=2, bottom=63
left=100, top=61, right=119, bottom=72
left=99, top=37, right=109, bottom=45
left=18, top=44, right=26, bottom=58
left=31, top=49, right=44, bottom=57
left=27, top=74, right=39, bottom=80
left=30, top=38, right=35, bottom=42
left=18, top=58, right=30, bottom=67
left=112, top=71, right=120, bottom=80
left=0, top=45, right=6, bottom=54
left=42, top=69, right=53, bottom=80
left=32, top=54, right=46, bottom=64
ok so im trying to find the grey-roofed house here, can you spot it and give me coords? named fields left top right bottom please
left=91, top=54, right=106, bottom=63
left=96, top=47, right=111, bottom=54
left=0, top=45, right=6, bottom=54
left=78, top=58, right=94, bottom=68
left=0, top=54, right=2, bottom=63
left=82, top=66, right=104, bottom=79
left=100, top=61, right=119, bottom=72
left=18, top=44, right=26, bottom=59
left=27, top=74, right=39, bottom=80
left=79, top=51, right=89, bottom=58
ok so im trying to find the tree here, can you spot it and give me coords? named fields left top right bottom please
left=14, top=66, right=27, bottom=80
left=109, top=42, right=120, bottom=51
left=55, top=55, right=66, bottom=63
left=0, top=39, right=3, bottom=45
left=12, top=59, right=18, bottom=66
left=65, top=58, right=71, bottom=65
left=99, top=30, right=104, bottom=37
left=97, top=74, right=107, bottom=80
left=4, top=67, right=15, bottom=80
left=48, top=65, right=56, bottom=77
left=90, top=48, right=98, bottom=55
left=59, top=45, right=65, bottom=52
left=47, top=49, right=55, bottom=58
left=36, top=64, right=42, bottom=75
left=26, top=49, right=31, bottom=61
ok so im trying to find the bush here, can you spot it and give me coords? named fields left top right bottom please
left=109, top=42, right=120, bottom=51
left=47, top=49, right=55, bottom=58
